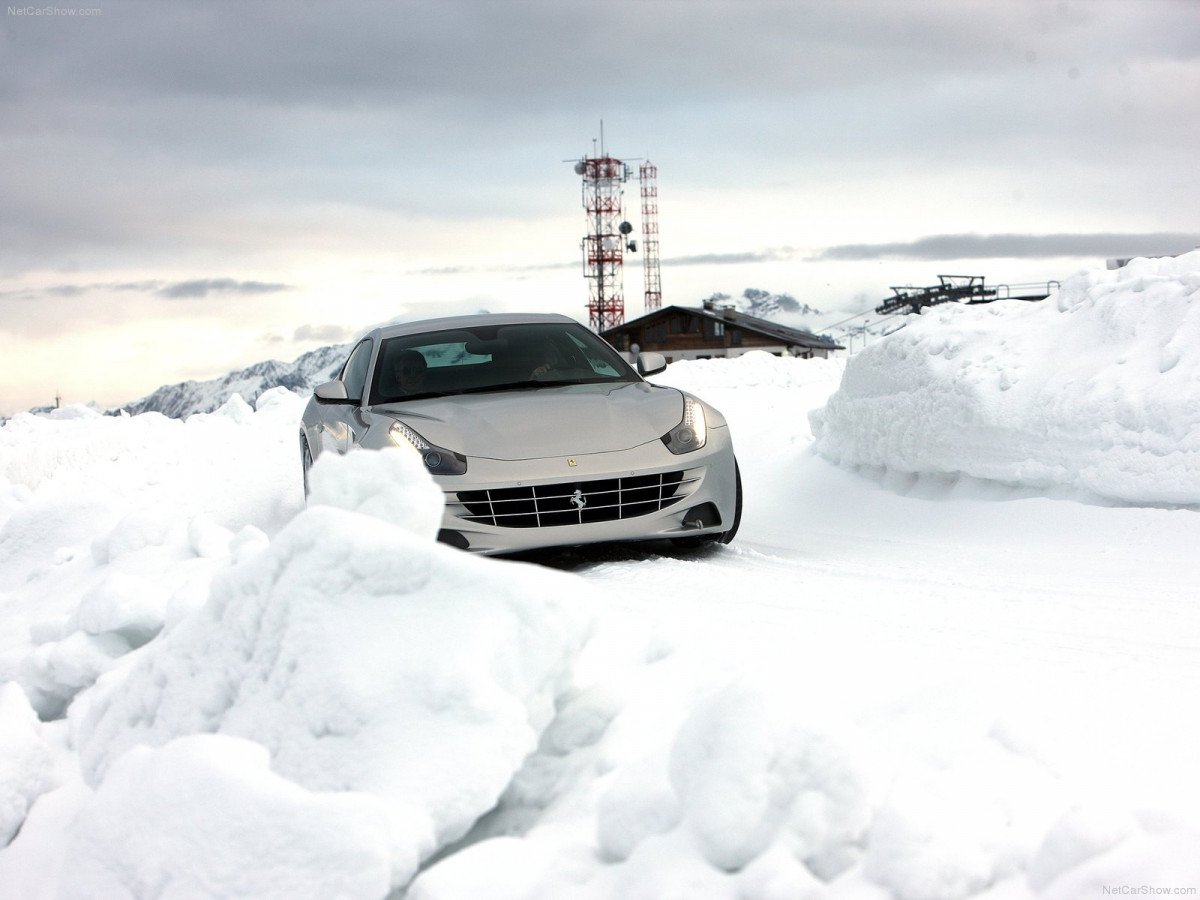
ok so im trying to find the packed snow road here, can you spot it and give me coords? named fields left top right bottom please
left=562, top=375, right=1198, bottom=687
left=570, top=453, right=1199, bottom=669
left=563, top=419, right=1198, bottom=726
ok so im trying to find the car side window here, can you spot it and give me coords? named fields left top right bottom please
left=341, top=340, right=373, bottom=402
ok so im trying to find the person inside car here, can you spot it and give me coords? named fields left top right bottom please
left=393, top=350, right=428, bottom=393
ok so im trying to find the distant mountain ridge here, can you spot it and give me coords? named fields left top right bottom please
left=9, top=301, right=822, bottom=423
left=119, top=341, right=352, bottom=419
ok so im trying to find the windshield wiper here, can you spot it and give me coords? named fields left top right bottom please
left=381, top=378, right=631, bottom=402
left=377, top=390, right=457, bottom=403
left=455, top=380, right=567, bottom=394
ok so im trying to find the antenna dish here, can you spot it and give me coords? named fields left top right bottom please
left=574, top=161, right=586, bottom=175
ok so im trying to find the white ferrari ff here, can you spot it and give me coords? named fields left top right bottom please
left=299, top=313, right=741, bottom=555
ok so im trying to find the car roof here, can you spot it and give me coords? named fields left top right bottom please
left=368, top=312, right=579, bottom=341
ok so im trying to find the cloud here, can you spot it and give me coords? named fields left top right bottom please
left=662, top=248, right=797, bottom=267
left=293, top=324, right=351, bottom=344
left=2, top=279, right=293, bottom=303
left=0, top=280, right=166, bottom=302
left=810, top=233, right=1200, bottom=262
left=157, top=279, right=293, bottom=299
left=411, top=247, right=798, bottom=279
left=3, top=1, right=1198, bottom=277
left=409, top=261, right=577, bottom=277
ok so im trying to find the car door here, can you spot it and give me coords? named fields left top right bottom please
left=313, top=338, right=373, bottom=456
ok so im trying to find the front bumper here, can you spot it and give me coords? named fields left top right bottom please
left=433, top=426, right=737, bottom=555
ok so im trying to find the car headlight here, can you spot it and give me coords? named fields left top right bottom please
left=662, top=396, right=708, bottom=454
left=388, top=420, right=468, bottom=475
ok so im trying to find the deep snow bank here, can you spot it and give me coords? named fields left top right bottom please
left=409, top=675, right=881, bottom=900
left=812, top=252, right=1200, bottom=504
left=58, top=734, right=397, bottom=900
left=0, top=683, right=53, bottom=847
left=0, top=390, right=306, bottom=713
left=56, top=445, right=595, bottom=894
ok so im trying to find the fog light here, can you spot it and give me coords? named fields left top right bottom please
left=437, top=529, right=470, bottom=550
left=682, top=502, right=721, bottom=529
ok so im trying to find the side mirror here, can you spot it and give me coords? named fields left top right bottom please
left=636, top=352, right=667, bottom=377
left=314, top=380, right=351, bottom=403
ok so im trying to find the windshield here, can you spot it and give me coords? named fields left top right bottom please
left=368, top=321, right=639, bottom=405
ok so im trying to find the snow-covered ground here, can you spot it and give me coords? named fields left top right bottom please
left=1, top=253, right=1199, bottom=899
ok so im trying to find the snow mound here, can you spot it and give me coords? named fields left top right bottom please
left=409, top=664, right=874, bottom=900
left=812, top=251, right=1200, bottom=505
left=67, top=447, right=596, bottom=892
left=0, top=390, right=307, bottom=594
left=307, top=443, right=444, bottom=539
left=2, top=391, right=305, bottom=717
left=58, top=734, right=394, bottom=900
left=0, top=684, right=55, bottom=848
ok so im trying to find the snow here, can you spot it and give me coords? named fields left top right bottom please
left=812, top=253, right=1200, bottom=505
left=2, top=252, right=1200, bottom=898
left=58, top=735, right=395, bottom=900
left=0, top=684, right=54, bottom=847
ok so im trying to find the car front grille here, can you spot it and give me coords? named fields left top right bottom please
left=450, top=470, right=699, bottom=529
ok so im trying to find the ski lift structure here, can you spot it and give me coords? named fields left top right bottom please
left=824, top=275, right=1060, bottom=354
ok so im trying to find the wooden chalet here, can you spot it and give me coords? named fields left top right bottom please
left=601, top=300, right=842, bottom=363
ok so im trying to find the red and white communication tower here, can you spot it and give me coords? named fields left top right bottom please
left=639, top=161, right=662, bottom=312
left=573, top=151, right=632, bottom=331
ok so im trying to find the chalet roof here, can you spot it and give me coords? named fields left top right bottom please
left=603, top=305, right=843, bottom=351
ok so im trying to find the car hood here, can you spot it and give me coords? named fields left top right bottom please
left=372, top=381, right=683, bottom=460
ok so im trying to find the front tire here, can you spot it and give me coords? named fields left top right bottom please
left=300, top=434, right=314, bottom=498
left=718, top=461, right=743, bottom=544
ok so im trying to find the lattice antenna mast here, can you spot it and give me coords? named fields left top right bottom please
left=572, top=131, right=632, bottom=331
left=639, top=160, right=662, bottom=312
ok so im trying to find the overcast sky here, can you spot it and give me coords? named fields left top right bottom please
left=2, top=0, right=1198, bottom=413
